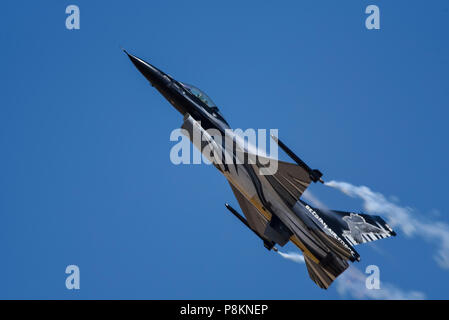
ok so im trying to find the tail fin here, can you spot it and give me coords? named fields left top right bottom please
left=303, top=252, right=349, bottom=289
left=302, top=202, right=396, bottom=251
left=331, top=210, right=397, bottom=246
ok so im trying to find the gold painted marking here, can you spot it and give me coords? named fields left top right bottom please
left=226, top=174, right=319, bottom=264
left=290, top=235, right=320, bottom=264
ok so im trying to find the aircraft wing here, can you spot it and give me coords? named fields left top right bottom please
left=228, top=181, right=269, bottom=237
left=227, top=178, right=294, bottom=248
left=256, top=155, right=312, bottom=207
left=271, top=159, right=312, bottom=199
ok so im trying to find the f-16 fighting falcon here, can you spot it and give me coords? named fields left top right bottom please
left=124, top=50, right=397, bottom=289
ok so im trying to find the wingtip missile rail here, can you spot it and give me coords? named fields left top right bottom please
left=225, top=203, right=277, bottom=251
left=270, top=135, right=324, bottom=183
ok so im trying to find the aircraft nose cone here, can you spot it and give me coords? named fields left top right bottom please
left=123, top=50, right=168, bottom=87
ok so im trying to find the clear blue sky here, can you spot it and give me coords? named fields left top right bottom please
left=1, top=1, right=448, bottom=299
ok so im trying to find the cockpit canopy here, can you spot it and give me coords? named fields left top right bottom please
left=181, top=82, right=229, bottom=126
left=181, top=83, right=217, bottom=109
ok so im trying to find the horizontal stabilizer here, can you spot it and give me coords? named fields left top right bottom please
left=303, top=253, right=349, bottom=289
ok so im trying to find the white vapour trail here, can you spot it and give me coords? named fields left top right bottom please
left=277, top=251, right=305, bottom=264
left=336, top=266, right=426, bottom=300
left=302, top=189, right=330, bottom=211
left=276, top=250, right=424, bottom=299
left=325, top=180, right=449, bottom=270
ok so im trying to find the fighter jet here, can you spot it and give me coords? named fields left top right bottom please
left=124, top=51, right=397, bottom=289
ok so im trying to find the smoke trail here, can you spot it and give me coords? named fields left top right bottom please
left=276, top=250, right=424, bottom=299
left=325, top=180, right=449, bottom=270
left=277, top=251, right=305, bottom=264
left=336, top=266, right=425, bottom=300
left=302, top=189, right=330, bottom=211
